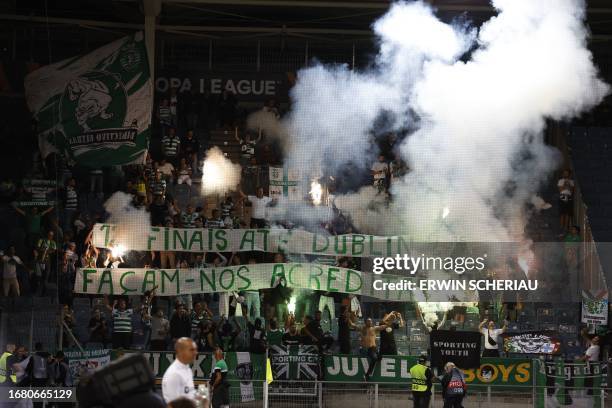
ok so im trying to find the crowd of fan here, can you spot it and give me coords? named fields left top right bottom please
left=0, top=86, right=584, bottom=364
left=0, top=88, right=408, bottom=360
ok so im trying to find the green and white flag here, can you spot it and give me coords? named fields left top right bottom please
left=269, top=167, right=301, bottom=200
left=25, top=32, right=152, bottom=167
left=582, top=290, right=608, bottom=325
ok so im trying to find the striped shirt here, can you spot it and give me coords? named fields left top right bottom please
left=112, top=308, right=133, bottom=333
left=205, top=218, right=225, bottom=229
left=150, top=179, right=166, bottom=196
left=221, top=202, right=234, bottom=218
left=158, top=106, right=171, bottom=125
left=65, top=186, right=78, bottom=210
left=161, top=136, right=181, bottom=157
left=191, top=311, right=207, bottom=334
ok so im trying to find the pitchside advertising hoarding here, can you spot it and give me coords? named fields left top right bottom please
left=155, top=72, right=293, bottom=102
left=77, top=349, right=604, bottom=407
left=107, top=348, right=533, bottom=387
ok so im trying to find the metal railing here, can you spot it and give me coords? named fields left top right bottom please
left=218, top=380, right=608, bottom=408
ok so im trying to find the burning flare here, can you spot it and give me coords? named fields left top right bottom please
left=310, top=180, right=323, bottom=205
left=110, top=244, right=126, bottom=258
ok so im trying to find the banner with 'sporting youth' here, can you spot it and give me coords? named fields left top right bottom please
left=91, top=223, right=421, bottom=257
left=430, top=330, right=481, bottom=371
left=74, top=263, right=416, bottom=301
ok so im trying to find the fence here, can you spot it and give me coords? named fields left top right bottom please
left=215, top=379, right=608, bottom=408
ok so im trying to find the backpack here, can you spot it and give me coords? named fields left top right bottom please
left=446, top=369, right=466, bottom=396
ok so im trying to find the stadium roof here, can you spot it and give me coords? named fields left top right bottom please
left=1, top=0, right=611, bottom=41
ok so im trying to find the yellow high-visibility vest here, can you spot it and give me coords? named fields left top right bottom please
left=410, top=363, right=429, bottom=392
left=0, top=352, right=17, bottom=384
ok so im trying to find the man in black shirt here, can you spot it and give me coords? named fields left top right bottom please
left=218, top=317, right=241, bottom=352
left=283, top=322, right=304, bottom=346
left=379, top=311, right=404, bottom=356
left=88, top=308, right=109, bottom=347
left=282, top=322, right=302, bottom=346
left=170, top=304, right=192, bottom=342
left=338, top=306, right=354, bottom=354
left=304, top=311, right=333, bottom=351
left=149, top=195, right=169, bottom=226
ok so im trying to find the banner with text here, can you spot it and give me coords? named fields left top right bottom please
left=74, top=263, right=415, bottom=301
left=109, top=350, right=531, bottom=388
left=155, top=72, right=291, bottom=102
left=324, top=355, right=531, bottom=386
left=269, top=345, right=319, bottom=381
left=430, top=330, right=481, bottom=371
left=502, top=331, right=562, bottom=355
left=64, top=349, right=111, bottom=384
left=92, top=223, right=421, bottom=257
left=535, top=359, right=607, bottom=408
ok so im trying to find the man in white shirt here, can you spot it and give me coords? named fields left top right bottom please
left=162, top=337, right=198, bottom=403
left=240, top=187, right=273, bottom=228
left=478, top=319, right=507, bottom=357
left=579, top=331, right=601, bottom=396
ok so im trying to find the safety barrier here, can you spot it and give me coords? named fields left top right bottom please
left=218, top=380, right=608, bottom=408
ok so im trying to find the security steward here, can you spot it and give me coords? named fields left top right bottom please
left=410, top=355, right=433, bottom=408
left=1, top=344, right=18, bottom=408
left=0, top=343, right=17, bottom=385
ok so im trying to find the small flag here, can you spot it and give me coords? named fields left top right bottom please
left=266, top=358, right=274, bottom=384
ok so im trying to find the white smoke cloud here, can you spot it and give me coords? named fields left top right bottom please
left=201, top=146, right=242, bottom=195
left=284, top=0, right=608, bottom=244
left=246, top=109, right=290, bottom=150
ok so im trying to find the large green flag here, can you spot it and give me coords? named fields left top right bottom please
left=25, top=32, right=152, bottom=167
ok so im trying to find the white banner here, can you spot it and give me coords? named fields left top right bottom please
left=92, top=223, right=417, bottom=257
left=74, top=263, right=415, bottom=301
left=64, top=349, right=111, bottom=384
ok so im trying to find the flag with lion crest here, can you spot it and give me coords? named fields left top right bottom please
left=25, top=32, right=152, bottom=167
